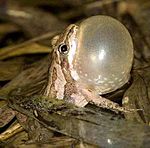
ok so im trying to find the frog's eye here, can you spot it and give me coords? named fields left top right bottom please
left=58, top=44, right=68, bottom=55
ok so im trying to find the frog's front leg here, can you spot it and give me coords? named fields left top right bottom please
left=78, top=88, right=131, bottom=113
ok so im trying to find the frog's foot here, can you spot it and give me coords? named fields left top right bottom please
left=81, top=89, right=141, bottom=113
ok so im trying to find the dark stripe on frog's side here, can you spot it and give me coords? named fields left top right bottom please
left=44, top=57, right=58, bottom=98
left=49, top=67, right=58, bottom=98
left=64, top=79, right=77, bottom=103
left=60, top=56, right=78, bottom=102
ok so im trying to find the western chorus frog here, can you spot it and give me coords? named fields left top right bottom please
left=44, top=15, right=134, bottom=112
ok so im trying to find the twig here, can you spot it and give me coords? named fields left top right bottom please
left=0, top=123, right=23, bottom=141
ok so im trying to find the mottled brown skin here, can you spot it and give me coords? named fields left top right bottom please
left=0, top=23, right=132, bottom=129
left=44, top=24, right=132, bottom=112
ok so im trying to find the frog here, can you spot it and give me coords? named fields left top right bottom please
left=0, top=15, right=134, bottom=142
left=44, top=15, right=134, bottom=112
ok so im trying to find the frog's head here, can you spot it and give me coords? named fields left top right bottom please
left=51, top=24, right=78, bottom=74
left=44, top=24, right=79, bottom=100
left=48, top=15, right=134, bottom=98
